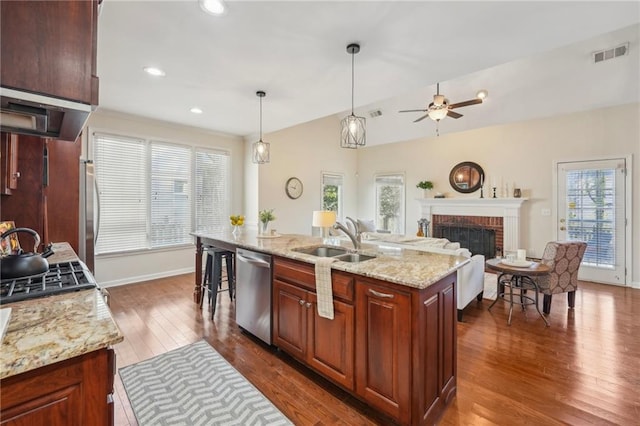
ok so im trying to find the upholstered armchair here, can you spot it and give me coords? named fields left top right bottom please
left=537, top=241, right=587, bottom=314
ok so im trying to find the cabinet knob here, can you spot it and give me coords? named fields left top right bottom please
left=298, top=299, right=305, bottom=305
left=560, top=226, right=566, bottom=231
left=13, top=172, right=20, bottom=178
left=305, top=302, right=312, bottom=308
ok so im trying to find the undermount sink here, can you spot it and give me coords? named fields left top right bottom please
left=293, top=245, right=376, bottom=263
left=293, top=246, right=348, bottom=257
left=333, top=253, right=376, bottom=263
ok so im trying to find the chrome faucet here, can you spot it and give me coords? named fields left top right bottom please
left=333, top=220, right=361, bottom=250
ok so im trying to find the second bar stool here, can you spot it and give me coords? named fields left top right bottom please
left=200, top=246, right=235, bottom=319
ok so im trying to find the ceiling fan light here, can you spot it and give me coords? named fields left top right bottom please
left=428, top=108, right=448, bottom=121
left=340, top=114, right=366, bottom=148
left=476, top=89, right=488, bottom=100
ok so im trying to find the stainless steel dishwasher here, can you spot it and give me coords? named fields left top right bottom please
left=235, top=248, right=272, bottom=344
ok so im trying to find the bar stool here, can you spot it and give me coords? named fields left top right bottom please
left=200, top=246, right=235, bottom=319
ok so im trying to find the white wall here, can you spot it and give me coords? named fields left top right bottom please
left=86, top=109, right=245, bottom=286
left=251, top=115, right=359, bottom=235
left=356, top=103, right=639, bottom=285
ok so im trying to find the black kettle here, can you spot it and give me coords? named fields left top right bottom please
left=1, top=227, right=50, bottom=279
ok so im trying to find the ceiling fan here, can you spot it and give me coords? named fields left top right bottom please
left=399, top=83, right=487, bottom=123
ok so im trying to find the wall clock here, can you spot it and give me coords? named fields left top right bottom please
left=285, top=177, right=303, bottom=199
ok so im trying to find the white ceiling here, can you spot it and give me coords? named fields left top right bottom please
left=97, top=1, right=640, bottom=146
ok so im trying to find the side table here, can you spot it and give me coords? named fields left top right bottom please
left=486, top=258, right=550, bottom=326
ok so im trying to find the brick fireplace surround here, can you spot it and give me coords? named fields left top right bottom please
left=417, top=198, right=528, bottom=253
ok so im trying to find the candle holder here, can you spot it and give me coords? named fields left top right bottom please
left=492, top=187, right=497, bottom=198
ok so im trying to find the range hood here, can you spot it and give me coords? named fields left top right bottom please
left=1, top=87, right=92, bottom=142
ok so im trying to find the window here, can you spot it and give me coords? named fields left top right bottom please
left=195, top=148, right=230, bottom=233
left=93, top=132, right=230, bottom=255
left=150, top=143, right=191, bottom=247
left=375, top=173, right=405, bottom=234
left=321, top=172, right=344, bottom=221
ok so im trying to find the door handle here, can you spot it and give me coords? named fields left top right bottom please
left=560, top=226, right=566, bottom=231
left=559, top=218, right=566, bottom=223
left=368, top=289, right=394, bottom=299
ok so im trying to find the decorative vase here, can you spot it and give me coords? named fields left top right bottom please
left=232, top=225, right=240, bottom=236
left=260, top=221, right=270, bottom=235
left=423, top=189, right=431, bottom=198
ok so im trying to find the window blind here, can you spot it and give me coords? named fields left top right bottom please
left=150, top=142, right=192, bottom=247
left=195, top=148, right=230, bottom=233
left=94, top=133, right=148, bottom=254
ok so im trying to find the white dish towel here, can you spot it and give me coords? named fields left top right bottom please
left=314, top=257, right=337, bottom=320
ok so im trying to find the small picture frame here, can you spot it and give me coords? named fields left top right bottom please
left=0, top=221, right=21, bottom=255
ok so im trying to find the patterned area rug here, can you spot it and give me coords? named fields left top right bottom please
left=119, top=340, right=292, bottom=426
left=484, top=272, right=498, bottom=300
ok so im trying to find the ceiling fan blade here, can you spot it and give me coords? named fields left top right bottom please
left=413, top=113, right=430, bottom=123
left=447, top=110, right=463, bottom=119
left=399, top=109, right=428, bottom=113
left=449, top=98, right=483, bottom=109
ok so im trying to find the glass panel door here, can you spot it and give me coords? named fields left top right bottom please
left=557, top=159, right=626, bottom=284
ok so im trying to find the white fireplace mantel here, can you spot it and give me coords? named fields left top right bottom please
left=417, top=198, right=528, bottom=252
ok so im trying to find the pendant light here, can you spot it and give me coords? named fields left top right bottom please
left=252, top=90, right=270, bottom=164
left=340, top=43, right=366, bottom=149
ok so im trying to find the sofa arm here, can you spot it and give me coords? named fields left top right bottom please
left=456, top=254, right=486, bottom=317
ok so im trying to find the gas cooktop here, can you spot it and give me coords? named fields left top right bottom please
left=0, top=261, right=97, bottom=305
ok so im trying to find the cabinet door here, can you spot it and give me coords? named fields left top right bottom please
left=355, top=280, right=411, bottom=424
left=307, top=293, right=355, bottom=390
left=1, top=133, right=19, bottom=194
left=272, top=279, right=308, bottom=360
left=0, top=0, right=98, bottom=104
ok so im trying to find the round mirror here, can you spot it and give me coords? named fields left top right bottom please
left=449, top=161, right=485, bottom=194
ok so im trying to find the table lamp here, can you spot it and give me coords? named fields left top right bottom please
left=312, top=210, right=337, bottom=242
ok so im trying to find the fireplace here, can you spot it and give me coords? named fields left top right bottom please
left=433, top=215, right=503, bottom=258
left=416, top=198, right=527, bottom=256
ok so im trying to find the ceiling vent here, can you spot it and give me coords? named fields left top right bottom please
left=593, top=42, right=629, bottom=63
left=368, top=109, right=382, bottom=118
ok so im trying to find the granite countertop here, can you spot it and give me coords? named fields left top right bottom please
left=0, top=242, right=124, bottom=380
left=192, top=230, right=470, bottom=290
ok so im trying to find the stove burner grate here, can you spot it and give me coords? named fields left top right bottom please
left=0, top=260, right=97, bottom=305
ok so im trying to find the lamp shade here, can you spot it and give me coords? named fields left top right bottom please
left=428, top=108, right=448, bottom=121
left=312, top=210, right=337, bottom=227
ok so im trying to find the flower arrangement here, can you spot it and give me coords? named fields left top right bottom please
left=416, top=181, right=434, bottom=190
left=259, top=209, right=276, bottom=224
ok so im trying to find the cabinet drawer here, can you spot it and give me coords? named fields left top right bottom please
left=274, top=257, right=354, bottom=302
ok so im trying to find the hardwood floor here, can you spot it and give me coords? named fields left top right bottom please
left=108, top=274, right=640, bottom=425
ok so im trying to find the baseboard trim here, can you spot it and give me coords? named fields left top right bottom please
left=99, top=267, right=194, bottom=288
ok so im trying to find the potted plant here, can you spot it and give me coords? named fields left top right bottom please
left=416, top=181, right=434, bottom=197
left=259, top=209, right=276, bottom=234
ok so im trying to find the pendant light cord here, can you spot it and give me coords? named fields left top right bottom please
left=350, top=50, right=355, bottom=115
left=259, top=95, right=263, bottom=141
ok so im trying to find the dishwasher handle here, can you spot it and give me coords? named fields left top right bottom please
left=236, top=252, right=271, bottom=269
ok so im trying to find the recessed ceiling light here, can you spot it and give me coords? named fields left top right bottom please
left=199, top=0, right=226, bottom=16
left=190, top=107, right=203, bottom=114
left=476, top=89, right=488, bottom=100
left=143, top=66, right=166, bottom=77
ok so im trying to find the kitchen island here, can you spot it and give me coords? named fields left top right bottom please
left=192, top=230, right=468, bottom=425
left=0, top=242, right=123, bottom=425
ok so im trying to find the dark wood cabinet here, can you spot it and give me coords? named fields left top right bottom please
left=355, top=279, right=412, bottom=424
left=273, top=257, right=355, bottom=390
left=0, top=348, right=116, bottom=426
left=1, top=133, right=19, bottom=195
left=272, top=255, right=458, bottom=425
left=0, top=0, right=99, bottom=105
left=0, top=134, right=81, bottom=252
